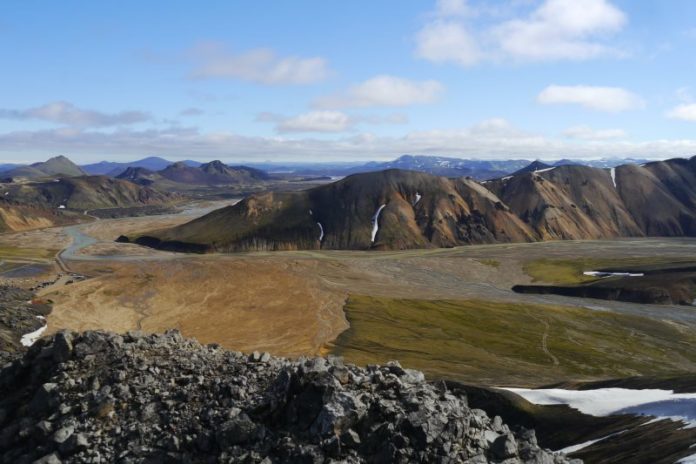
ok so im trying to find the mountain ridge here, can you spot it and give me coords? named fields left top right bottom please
left=129, top=156, right=696, bottom=252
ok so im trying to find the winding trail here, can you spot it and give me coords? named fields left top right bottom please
left=539, top=319, right=560, bottom=366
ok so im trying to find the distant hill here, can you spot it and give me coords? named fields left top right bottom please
left=117, top=160, right=270, bottom=188
left=344, top=155, right=531, bottom=179
left=0, top=163, right=22, bottom=173
left=81, top=157, right=201, bottom=176
left=129, top=156, right=696, bottom=252
left=0, top=175, right=176, bottom=232
left=5, top=156, right=86, bottom=179
left=511, top=160, right=554, bottom=176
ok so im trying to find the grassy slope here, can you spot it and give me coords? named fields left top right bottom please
left=330, top=295, right=696, bottom=386
left=0, top=245, right=57, bottom=260
left=523, top=256, right=696, bottom=284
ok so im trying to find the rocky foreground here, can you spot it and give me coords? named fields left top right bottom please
left=0, top=330, right=578, bottom=463
left=0, top=286, right=50, bottom=365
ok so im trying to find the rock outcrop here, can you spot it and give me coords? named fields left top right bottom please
left=0, top=330, right=577, bottom=463
left=0, top=286, right=51, bottom=364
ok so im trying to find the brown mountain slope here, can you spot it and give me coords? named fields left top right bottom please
left=132, top=170, right=535, bottom=252
left=486, top=165, right=642, bottom=240
left=130, top=156, right=696, bottom=253
left=616, top=161, right=696, bottom=236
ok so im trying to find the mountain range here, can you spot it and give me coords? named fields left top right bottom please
left=244, top=155, right=652, bottom=179
left=81, top=156, right=202, bottom=176
left=128, top=156, right=696, bottom=252
left=1, top=154, right=655, bottom=181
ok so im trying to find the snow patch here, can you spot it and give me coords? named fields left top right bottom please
left=413, top=192, right=422, bottom=205
left=501, top=176, right=513, bottom=181
left=610, top=168, right=617, bottom=188
left=58, top=205, right=66, bottom=209
left=583, top=271, right=644, bottom=277
left=317, top=222, right=324, bottom=241
left=504, top=387, right=696, bottom=429
left=371, top=204, right=386, bottom=243
left=309, top=209, right=313, bottom=216
left=20, top=317, right=48, bottom=347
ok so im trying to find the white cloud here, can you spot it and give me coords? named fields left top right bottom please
left=415, top=21, right=481, bottom=66
left=258, top=111, right=408, bottom=133
left=667, top=103, right=696, bottom=121
left=537, top=85, right=645, bottom=112
left=493, top=0, right=626, bottom=61
left=189, top=42, right=330, bottom=85
left=0, top=101, right=150, bottom=127
left=563, top=125, right=627, bottom=140
left=315, top=75, right=444, bottom=108
left=5, top=119, right=695, bottom=163
left=276, top=111, right=352, bottom=133
left=415, top=0, right=627, bottom=66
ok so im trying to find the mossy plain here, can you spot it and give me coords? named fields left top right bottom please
left=330, top=295, right=696, bottom=386
left=523, top=256, right=696, bottom=284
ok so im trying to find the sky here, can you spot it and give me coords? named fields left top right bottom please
left=1, top=0, right=696, bottom=163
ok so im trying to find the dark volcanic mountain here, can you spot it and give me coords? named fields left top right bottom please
left=129, top=156, right=696, bottom=253
left=4, top=156, right=86, bottom=179
left=139, top=160, right=269, bottom=186
left=114, top=160, right=269, bottom=191
left=115, top=167, right=159, bottom=186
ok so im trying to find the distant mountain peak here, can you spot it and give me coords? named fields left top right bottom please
left=512, top=160, right=553, bottom=176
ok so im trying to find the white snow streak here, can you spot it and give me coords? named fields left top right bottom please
left=20, top=317, right=48, bottom=347
left=534, top=167, right=556, bottom=173
left=583, top=271, right=644, bottom=277
left=371, top=204, right=386, bottom=243
left=610, top=168, right=617, bottom=188
left=414, top=192, right=422, bottom=205
left=317, top=222, right=324, bottom=241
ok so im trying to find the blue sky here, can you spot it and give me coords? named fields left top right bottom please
left=1, top=0, right=696, bottom=163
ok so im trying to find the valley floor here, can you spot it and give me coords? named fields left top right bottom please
left=1, top=202, right=694, bottom=387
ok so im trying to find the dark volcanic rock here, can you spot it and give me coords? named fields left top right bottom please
left=0, top=330, right=577, bottom=463
left=0, top=285, right=51, bottom=364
